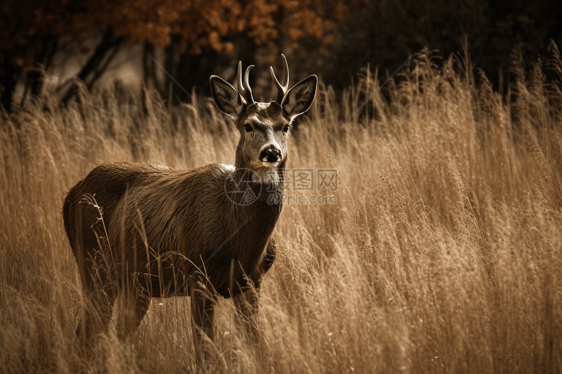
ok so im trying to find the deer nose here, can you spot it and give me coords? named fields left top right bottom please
left=260, top=147, right=281, bottom=162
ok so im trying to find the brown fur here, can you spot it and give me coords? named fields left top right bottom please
left=63, top=161, right=280, bottom=299
left=63, top=155, right=284, bottom=346
left=63, top=58, right=317, bottom=364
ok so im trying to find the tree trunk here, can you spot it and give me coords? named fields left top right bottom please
left=20, top=36, right=59, bottom=106
left=61, top=30, right=124, bottom=104
left=162, top=34, right=180, bottom=104
left=0, top=52, right=20, bottom=113
left=143, top=42, right=164, bottom=93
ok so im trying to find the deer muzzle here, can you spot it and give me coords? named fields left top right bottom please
left=260, top=147, right=282, bottom=168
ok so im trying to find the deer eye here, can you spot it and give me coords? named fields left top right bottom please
left=283, top=125, right=290, bottom=133
left=244, top=125, right=253, bottom=133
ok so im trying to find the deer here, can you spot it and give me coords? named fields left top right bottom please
left=62, top=54, right=318, bottom=364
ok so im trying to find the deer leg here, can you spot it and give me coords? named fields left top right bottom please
left=189, top=275, right=217, bottom=365
left=233, top=285, right=260, bottom=342
left=76, top=265, right=117, bottom=346
left=232, top=236, right=276, bottom=337
left=260, top=235, right=277, bottom=275
left=117, top=284, right=150, bottom=342
left=234, top=283, right=269, bottom=368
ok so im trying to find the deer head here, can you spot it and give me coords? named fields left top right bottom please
left=210, top=55, right=318, bottom=177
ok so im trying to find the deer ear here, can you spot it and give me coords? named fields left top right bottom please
left=282, top=75, right=318, bottom=119
left=210, top=76, right=244, bottom=117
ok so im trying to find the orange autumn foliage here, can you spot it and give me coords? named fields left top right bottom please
left=1, top=0, right=352, bottom=65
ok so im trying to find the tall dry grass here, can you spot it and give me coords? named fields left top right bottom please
left=1, top=47, right=562, bottom=373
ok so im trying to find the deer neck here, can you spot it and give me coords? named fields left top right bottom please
left=233, top=145, right=286, bottom=204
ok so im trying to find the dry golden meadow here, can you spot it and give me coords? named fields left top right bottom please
left=1, top=48, right=562, bottom=373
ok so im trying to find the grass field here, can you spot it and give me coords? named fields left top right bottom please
left=1, top=48, right=561, bottom=373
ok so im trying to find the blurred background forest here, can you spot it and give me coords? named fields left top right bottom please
left=2, top=0, right=562, bottom=112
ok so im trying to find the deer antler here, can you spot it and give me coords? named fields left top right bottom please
left=270, top=54, right=290, bottom=104
left=234, top=62, right=255, bottom=104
